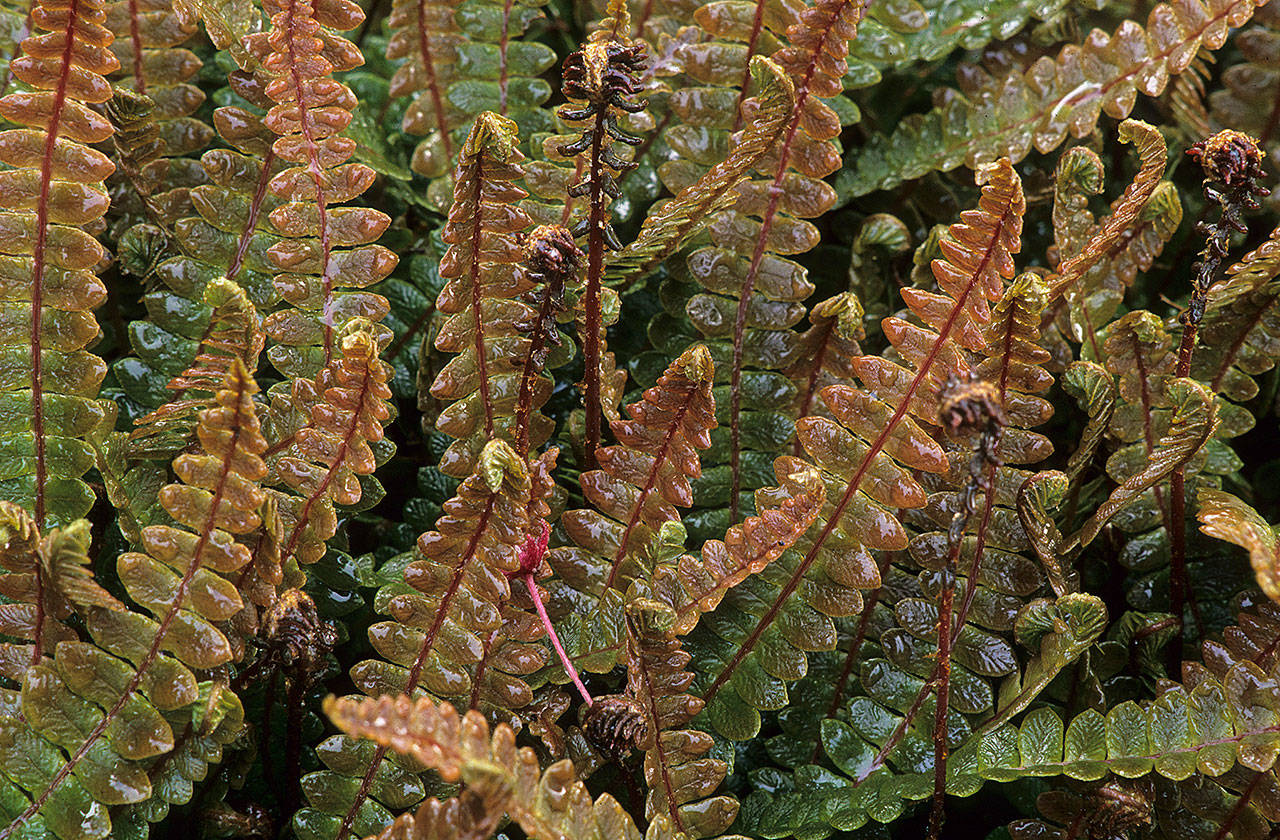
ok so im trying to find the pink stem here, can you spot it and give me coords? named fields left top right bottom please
left=523, top=573, right=593, bottom=706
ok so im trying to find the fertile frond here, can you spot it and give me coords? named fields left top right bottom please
left=840, top=0, right=1270, bottom=197
left=325, top=693, right=645, bottom=840
left=605, top=55, right=795, bottom=288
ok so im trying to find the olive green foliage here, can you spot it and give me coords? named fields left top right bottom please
left=0, top=0, right=1279, bottom=837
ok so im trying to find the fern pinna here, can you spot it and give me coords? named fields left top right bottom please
left=0, top=0, right=1280, bottom=834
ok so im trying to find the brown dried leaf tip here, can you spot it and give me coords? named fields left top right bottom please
left=581, top=693, right=647, bottom=761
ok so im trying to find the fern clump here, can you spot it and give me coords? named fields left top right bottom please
left=1, top=0, right=1280, bottom=838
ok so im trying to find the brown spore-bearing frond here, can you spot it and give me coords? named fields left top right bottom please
left=581, top=692, right=647, bottom=760
left=325, top=693, right=645, bottom=840
left=0, top=0, right=118, bottom=526
left=551, top=344, right=716, bottom=604
left=245, top=0, right=396, bottom=383
left=328, top=440, right=533, bottom=838
left=622, top=598, right=737, bottom=837
left=557, top=40, right=648, bottom=471
left=270, top=320, right=393, bottom=568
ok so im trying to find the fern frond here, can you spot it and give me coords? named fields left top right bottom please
left=839, top=0, right=1270, bottom=197
left=128, top=278, right=265, bottom=459
left=431, top=112, right=577, bottom=476
left=624, top=598, right=736, bottom=837
left=0, top=357, right=263, bottom=837
left=390, top=0, right=557, bottom=208
left=551, top=344, right=716, bottom=612
left=325, top=693, right=646, bottom=840
left=742, top=593, right=1107, bottom=838
left=654, top=462, right=826, bottom=635
left=305, top=439, right=534, bottom=839
left=114, top=69, right=283, bottom=413
left=674, top=0, right=870, bottom=526
left=268, top=320, right=394, bottom=569
left=690, top=159, right=1023, bottom=742
left=246, top=0, right=396, bottom=381
left=604, top=55, right=795, bottom=288
left=1070, top=376, right=1218, bottom=550
left=0, top=0, right=118, bottom=524
left=1198, top=489, right=1280, bottom=602
left=1050, top=120, right=1168, bottom=299
left=104, top=0, right=212, bottom=222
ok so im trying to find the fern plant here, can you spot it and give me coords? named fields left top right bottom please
left=1, top=0, right=1280, bottom=838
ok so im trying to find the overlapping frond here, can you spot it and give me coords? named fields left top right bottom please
left=103, top=0, right=212, bottom=223
left=114, top=68, right=283, bottom=412
left=669, top=0, right=870, bottom=528
left=687, top=160, right=1024, bottom=743
left=0, top=0, right=118, bottom=524
left=840, top=0, right=1270, bottom=197
left=300, top=439, right=533, bottom=838
left=550, top=344, right=716, bottom=610
left=246, top=0, right=396, bottom=381
left=430, top=112, right=576, bottom=476
left=325, top=693, right=646, bottom=840
left=624, top=598, right=736, bottom=837
left=0, top=359, right=263, bottom=838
